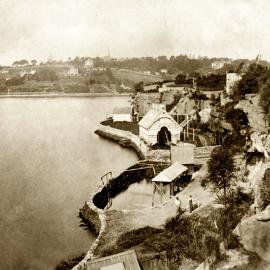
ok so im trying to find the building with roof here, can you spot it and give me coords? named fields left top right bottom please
left=84, top=58, right=94, bottom=70
left=85, top=250, right=141, bottom=270
left=66, top=66, right=79, bottom=76
left=112, top=106, right=133, bottom=122
left=152, top=162, right=188, bottom=205
left=138, top=104, right=181, bottom=146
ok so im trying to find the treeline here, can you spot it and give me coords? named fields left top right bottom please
left=175, top=73, right=226, bottom=90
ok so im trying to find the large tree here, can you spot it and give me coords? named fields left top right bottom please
left=202, top=147, right=235, bottom=206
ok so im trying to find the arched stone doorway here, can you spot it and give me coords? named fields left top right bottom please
left=157, top=126, right=171, bottom=148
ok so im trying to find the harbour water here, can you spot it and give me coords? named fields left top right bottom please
left=0, top=96, right=138, bottom=270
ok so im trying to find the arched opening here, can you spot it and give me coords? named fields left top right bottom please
left=157, top=126, right=171, bottom=148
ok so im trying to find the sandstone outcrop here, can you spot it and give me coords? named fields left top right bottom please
left=235, top=206, right=270, bottom=262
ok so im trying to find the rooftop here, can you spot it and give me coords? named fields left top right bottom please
left=152, top=162, right=188, bottom=183
left=86, top=250, right=141, bottom=270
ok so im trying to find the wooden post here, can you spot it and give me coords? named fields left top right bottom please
left=152, top=182, right=155, bottom=207
left=193, top=128, right=195, bottom=141
left=187, top=114, right=189, bottom=138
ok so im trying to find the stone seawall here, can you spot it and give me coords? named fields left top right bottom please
left=72, top=187, right=107, bottom=270
left=95, top=124, right=147, bottom=159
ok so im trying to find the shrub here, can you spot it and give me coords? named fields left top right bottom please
left=214, top=188, right=252, bottom=248
left=116, top=226, right=163, bottom=250
left=261, top=168, right=270, bottom=210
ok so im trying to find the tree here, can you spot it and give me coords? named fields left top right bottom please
left=31, top=59, right=37, bottom=66
left=202, top=147, right=235, bottom=206
left=224, top=108, right=248, bottom=131
left=134, top=81, right=144, bottom=93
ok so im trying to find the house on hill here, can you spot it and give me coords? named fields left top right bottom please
left=66, top=66, right=79, bottom=76
left=84, top=58, right=94, bottom=70
left=112, top=106, right=133, bottom=122
left=139, top=104, right=181, bottom=146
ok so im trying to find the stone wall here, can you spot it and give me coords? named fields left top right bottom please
left=72, top=188, right=107, bottom=270
left=95, top=124, right=148, bottom=159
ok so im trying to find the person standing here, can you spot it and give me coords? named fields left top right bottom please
left=189, top=195, right=193, bottom=213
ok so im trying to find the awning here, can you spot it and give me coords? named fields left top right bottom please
left=152, top=162, right=188, bottom=183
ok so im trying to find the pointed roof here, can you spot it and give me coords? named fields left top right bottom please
left=152, top=162, right=188, bottom=183
left=139, top=109, right=178, bottom=130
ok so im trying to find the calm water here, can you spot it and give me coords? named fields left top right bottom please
left=0, top=96, right=138, bottom=270
left=111, top=180, right=153, bottom=210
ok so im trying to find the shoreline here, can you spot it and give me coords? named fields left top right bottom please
left=0, top=93, right=131, bottom=98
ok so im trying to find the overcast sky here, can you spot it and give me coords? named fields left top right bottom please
left=0, top=0, right=270, bottom=65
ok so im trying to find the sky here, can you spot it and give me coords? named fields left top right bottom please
left=0, top=0, right=270, bottom=65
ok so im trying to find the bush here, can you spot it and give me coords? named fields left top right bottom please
left=116, top=227, right=163, bottom=250
left=214, top=188, right=252, bottom=248
left=261, top=168, right=270, bottom=210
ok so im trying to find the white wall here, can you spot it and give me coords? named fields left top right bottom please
left=112, top=114, right=132, bottom=122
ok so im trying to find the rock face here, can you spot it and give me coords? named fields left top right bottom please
left=235, top=208, right=270, bottom=262
left=235, top=94, right=267, bottom=133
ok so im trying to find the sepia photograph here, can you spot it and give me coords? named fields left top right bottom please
left=0, top=0, right=270, bottom=269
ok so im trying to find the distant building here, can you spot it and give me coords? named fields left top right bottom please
left=226, top=72, right=242, bottom=95
left=84, top=59, right=94, bottom=70
left=19, top=69, right=36, bottom=77
left=85, top=250, right=141, bottom=270
left=66, top=66, right=79, bottom=76
left=112, top=106, right=133, bottom=122
left=160, top=69, right=168, bottom=74
left=139, top=104, right=181, bottom=146
left=211, top=60, right=231, bottom=70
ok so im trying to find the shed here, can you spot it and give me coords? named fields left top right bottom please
left=152, top=162, right=187, bottom=205
left=86, top=250, right=141, bottom=270
left=112, top=106, right=133, bottom=122
left=139, top=104, right=181, bottom=146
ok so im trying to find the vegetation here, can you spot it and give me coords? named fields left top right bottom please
left=224, top=107, right=248, bottom=131
left=12, top=59, right=29, bottom=66
left=34, top=68, right=58, bottom=81
left=233, top=64, right=267, bottom=100
left=101, top=119, right=139, bottom=135
left=261, top=168, right=270, bottom=210
left=202, top=147, right=235, bottom=205
left=100, top=207, right=222, bottom=265
left=216, top=189, right=252, bottom=242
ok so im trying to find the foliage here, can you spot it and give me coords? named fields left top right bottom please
left=175, top=73, right=225, bottom=90
left=233, top=64, right=268, bottom=100
left=12, top=59, right=29, bottom=66
left=258, top=77, right=270, bottom=124
left=190, top=91, right=208, bottom=100
left=34, top=68, right=58, bottom=81
left=214, top=188, right=252, bottom=248
left=5, top=76, right=25, bottom=86
left=116, top=227, right=163, bottom=250
left=261, top=168, right=270, bottom=210
left=134, top=81, right=144, bottom=93
left=198, top=122, right=210, bottom=133
left=224, top=108, right=248, bottom=131
left=142, top=211, right=222, bottom=263
left=202, top=147, right=235, bottom=205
